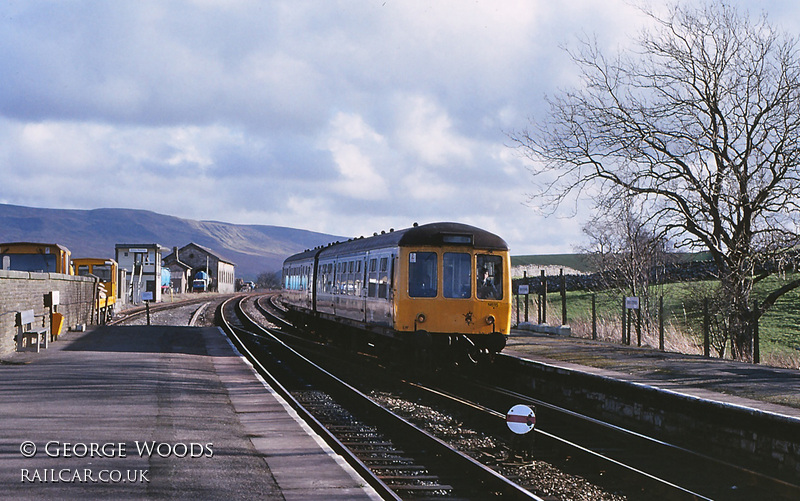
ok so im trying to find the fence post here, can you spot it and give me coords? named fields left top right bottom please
left=516, top=286, right=520, bottom=326
left=659, top=295, right=664, bottom=351
left=753, top=300, right=760, bottom=364
left=524, top=290, right=529, bottom=323
left=592, top=294, right=597, bottom=340
left=626, top=308, right=632, bottom=345
left=522, top=271, right=527, bottom=323
left=636, top=307, right=641, bottom=347
left=560, top=268, right=567, bottom=326
left=703, top=298, right=709, bottom=357
left=621, top=296, right=626, bottom=345
left=540, top=270, right=547, bottom=324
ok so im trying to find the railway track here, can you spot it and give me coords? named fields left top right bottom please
left=250, top=293, right=800, bottom=500
left=219, top=295, right=541, bottom=500
left=112, top=293, right=798, bottom=499
left=108, top=295, right=226, bottom=326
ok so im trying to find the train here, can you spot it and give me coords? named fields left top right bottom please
left=193, top=271, right=210, bottom=292
left=0, top=242, right=73, bottom=274
left=72, top=258, right=118, bottom=322
left=281, top=222, right=511, bottom=363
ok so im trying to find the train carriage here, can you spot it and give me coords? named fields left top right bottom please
left=282, top=222, right=511, bottom=362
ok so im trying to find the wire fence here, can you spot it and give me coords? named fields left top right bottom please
left=510, top=281, right=794, bottom=367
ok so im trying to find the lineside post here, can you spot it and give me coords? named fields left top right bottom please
left=659, top=295, right=664, bottom=351
left=523, top=271, right=528, bottom=323
left=591, top=294, right=597, bottom=340
left=636, top=307, right=641, bottom=347
left=540, top=270, right=546, bottom=324
left=560, top=268, right=566, bottom=326
left=626, top=309, right=632, bottom=345
left=621, top=296, right=626, bottom=345
left=753, top=300, right=760, bottom=364
left=703, top=298, right=709, bottom=357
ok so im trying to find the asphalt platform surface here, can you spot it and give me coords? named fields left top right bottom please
left=0, top=325, right=380, bottom=500
left=506, top=329, right=800, bottom=419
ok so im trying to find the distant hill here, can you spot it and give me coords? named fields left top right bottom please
left=0, top=204, right=342, bottom=280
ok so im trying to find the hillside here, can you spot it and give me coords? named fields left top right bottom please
left=0, top=204, right=341, bottom=279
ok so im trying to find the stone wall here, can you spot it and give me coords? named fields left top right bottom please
left=513, top=260, right=720, bottom=293
left=496, top=354, right=799, bottom=482
left=0, top=270, right=96, bottom=356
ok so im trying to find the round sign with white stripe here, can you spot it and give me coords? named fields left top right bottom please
left=506, top=404, right=536, bottom=434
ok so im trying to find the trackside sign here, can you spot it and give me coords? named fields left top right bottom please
left=506, top=404, right=536, bottom=434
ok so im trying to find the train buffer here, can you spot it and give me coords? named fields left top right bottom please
left=16, top=309, right=48, bottom=353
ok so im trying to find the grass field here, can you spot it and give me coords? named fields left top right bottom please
left=511, top=273, right=800, bottom=369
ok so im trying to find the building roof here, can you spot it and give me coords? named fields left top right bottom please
left=163, top=258, right=192, bottom=270
left=115, top=243, right=169, bottom=252
left=162, top=242, right=236, bottom=266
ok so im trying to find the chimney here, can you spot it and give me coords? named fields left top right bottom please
left=173, top=247, right=179, bottom=261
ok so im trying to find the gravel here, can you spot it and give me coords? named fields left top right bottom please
left=371, top=392, right=626, bottom=501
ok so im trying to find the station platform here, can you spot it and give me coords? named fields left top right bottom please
left=0, top=325, right=381, bottom=500
left=505, top=328, right=800, bottom=419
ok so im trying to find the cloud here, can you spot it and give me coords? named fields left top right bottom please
left=5, top=0, right=794, bottom=257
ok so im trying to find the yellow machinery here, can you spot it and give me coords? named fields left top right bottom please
left=73, top=258, right=118, bottom=322
left=0, top=242, right=73, bottom=274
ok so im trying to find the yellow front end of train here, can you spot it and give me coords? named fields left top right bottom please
left=394, top=245, right=511, bottom=354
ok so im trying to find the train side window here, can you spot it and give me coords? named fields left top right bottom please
left=408, top=252, right=437, bottom=298
left=377, top=256, right=391, bottom=299
left=443, top=252, right=471, bottom=298
left=476, top=254, right=503, bottom=300
left=368, top=273, right=378, bottom=297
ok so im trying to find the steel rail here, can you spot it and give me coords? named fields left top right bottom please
left=224, top=296, right=543, bottom=500
left=254, top=294, right=800, bottom=499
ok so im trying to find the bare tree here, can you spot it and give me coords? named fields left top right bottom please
left=256, top=270, right=282, bottom=290
left=581, top=196, right=673, bottom=333
left=511, top=2, right=800, bottom=360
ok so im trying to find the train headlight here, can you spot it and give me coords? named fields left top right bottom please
left=416, top=313, right=426, bottom=324
left=485, top=315, right=495, bottom=325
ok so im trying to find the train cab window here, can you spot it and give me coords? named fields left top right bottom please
left=0, top=253, right=58, bottom=273
left=77, top=265, right=91, bottom=276
left=476, top=254, right=503, bottom=300
left=443, top=252, right=471, bottom=299
left=93, top=265, right=113, bottom=282
left=408, top=252, right=437, bottom=298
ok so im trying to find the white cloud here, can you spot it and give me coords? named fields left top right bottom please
left=323, top=112, right=389, bottom=200
left=394, top=94, right=473, bottom=167
left=4, top=0, right=799, bottom=256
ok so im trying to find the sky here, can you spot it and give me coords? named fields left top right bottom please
left=2, top=1, right=798, bottom=256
